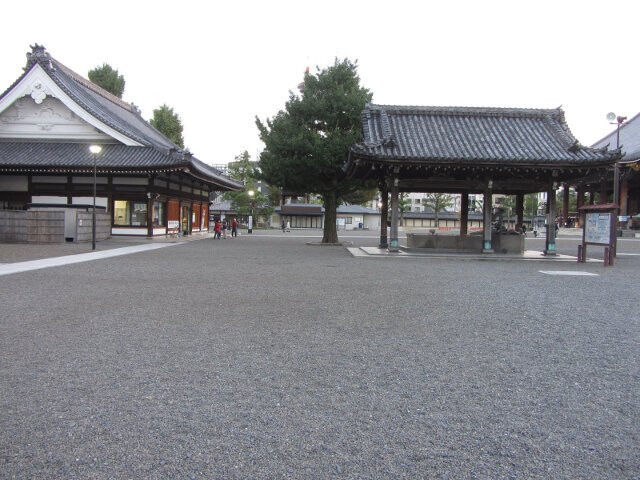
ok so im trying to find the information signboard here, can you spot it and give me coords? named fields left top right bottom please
left=585, top=212, right=611, bottom=244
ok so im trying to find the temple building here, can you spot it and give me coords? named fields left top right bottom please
left=345, top=104, right=621, bottom=253
left=0, top=45, right=242, bottom=242
left=591, top=112, right=640, bottom=224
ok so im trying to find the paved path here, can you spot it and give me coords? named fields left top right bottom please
left=0, top=243, right=178, bottom=276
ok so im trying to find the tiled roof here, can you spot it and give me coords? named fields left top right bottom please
left=591, top=111, right=640, bottom=162
left=0, top=45, right=243, bottom=191
left=0, top=142, right=241, bottom=190
left=350, top=104, right=620, bottom=165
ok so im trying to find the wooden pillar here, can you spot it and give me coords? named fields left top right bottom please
left=589, top=189, right=595, bottom=205
left=620, top=177, right=629, bottom=216
left=600, top=180, right=608, bottom=204
left=389, top=172, right=400, bottom=252
left=379, top=180, right=388, bottom=249
left=460, top=192, right=469, bottom=236
left=147, top=194, right=153, bottom=237
left=577, top=185, right=585, bottom=228
left=562, top=184, right=569, bottom=226
left=544, top=184, right=557, bottom=255
left=516, top=193, right=524, bottom=230
left=482, top=182, right=494, bottom=253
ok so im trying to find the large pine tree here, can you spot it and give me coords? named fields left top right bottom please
left=256, top=59, right=373, bottom=243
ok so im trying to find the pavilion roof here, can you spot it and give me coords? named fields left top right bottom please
left=348, top=104, right=620, bottom=171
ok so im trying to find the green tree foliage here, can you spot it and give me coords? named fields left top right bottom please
left=422, top=193, right=455, bottom=227
left=256, top=59, right=373, bottom=243
left=555, top=187, right=577, bottom=215
left=88, top=63, right=125, bottom=98
left=342, top=186, right=378, bottom=206
left=227, top=151, right=258, bottom=182
left=150, top=104, right=185, bottom=148
left=224, top=151, right=275, bottom=226
left=524, top=193, right=538, bottom=218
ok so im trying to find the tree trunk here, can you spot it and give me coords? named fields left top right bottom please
left=322, top=191, right=339, bottom=243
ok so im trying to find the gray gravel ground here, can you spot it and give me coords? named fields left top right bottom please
left=1, top=231, right=638, bottom=479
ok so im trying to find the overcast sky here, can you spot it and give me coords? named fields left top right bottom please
left=2, top=0, right=638, bottom=166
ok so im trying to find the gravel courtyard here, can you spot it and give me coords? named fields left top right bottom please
left=1, top=233, right=638, bottom=479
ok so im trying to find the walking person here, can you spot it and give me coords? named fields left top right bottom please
left=282, top=220, right=286, bottom=233
left=214, top=219, right=221, bottom=239
left=222, top=219, right=228, bottom=239
left=232, top=218, right=238, bottom=237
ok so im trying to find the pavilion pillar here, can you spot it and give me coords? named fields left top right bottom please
left=389, top=171, right=400, bottom=252
left=577, top=185, right=585, bottom=228
left=379, top=181, right=388, bottom=249
left=620, top=177, right=629, bottom=216
left=544, top=184, right=557, bottom=255
left=589, top=189, right=595, bottom=205
left=146, top=194, right=153, bottom=237
left=600, top=180, right=608, bottom=204
left=562, top=184, right=569, bottom=227
left=482, top=182, right=494, bottom=253
left=460, top=192, right=469, bottom=236
left=515, top=193, right=524, bottom=230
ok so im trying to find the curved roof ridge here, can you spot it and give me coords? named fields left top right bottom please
left=367, top=103, right=561, bottom=118
left=51, top=58, right=134, bottom=113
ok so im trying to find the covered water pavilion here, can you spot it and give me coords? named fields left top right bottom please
left=345, top=104, right=621, bottom=254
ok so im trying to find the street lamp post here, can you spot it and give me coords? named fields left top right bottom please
left=89, top=145, right=102, bottom=250
left=607, top=113, right=626, bottom=255
left=248, top=189, right=255, bottom=234
left=607, top=113, right=626, bottom=208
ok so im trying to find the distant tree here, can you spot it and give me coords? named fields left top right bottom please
left=398, top=193, right=412, bottom=226
left=257, top=58, right=373, bottom=243
left=88, top=63, right=125, bottom=98
left=150, top=104, right=185, bottom=148
left=422, top=193, right=455, bottom=227
left=524, top=193, right=538, bottom=219
left=555, top=187, right=577, bottom=216
left=223, top=151, right=275, bottom=225
left=498, top=195, right=516, bottom=227
left=227, top=150, right=258, bottom=182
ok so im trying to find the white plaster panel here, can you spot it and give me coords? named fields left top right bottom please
left=32, top=175, right=67, bottom=183
left=72, top=176, right=108, bottom=184
left=31, top=195, right=67, bottom=204
left=0, top=175, right=28, bottom=191
left=72, top=197, right=108, bottom=208
left=112, top=228, right=148, bottom=235
left=112, top=177, right=148, bottom=185
left=0, top=96, right=112, bottom=141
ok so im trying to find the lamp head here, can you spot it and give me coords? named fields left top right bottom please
left=89, top=145, right=102, bottom=154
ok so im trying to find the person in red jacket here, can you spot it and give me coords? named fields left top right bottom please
left=232, top=218, right=238, bottom=237
left=213, top=219, right=222, bottom=239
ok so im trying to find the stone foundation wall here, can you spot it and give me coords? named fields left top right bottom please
left=406, top=232, right=524, bottom=254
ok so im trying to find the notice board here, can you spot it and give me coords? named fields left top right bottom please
left=585, top=212, right=611, bottom=245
